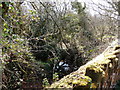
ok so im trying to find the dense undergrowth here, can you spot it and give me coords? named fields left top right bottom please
left=1, top=1, right=119, bottom=89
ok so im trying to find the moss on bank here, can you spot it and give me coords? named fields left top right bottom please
left=47, top=39, right=120, bottom=89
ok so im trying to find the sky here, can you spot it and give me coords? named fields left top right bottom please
left=54, top=0, right=106, bottom=15
left=49, top=0, right=108, bottom=15
left=77, top=0, right=107, bottom=15
left=22, top=0, right=111, bottom=16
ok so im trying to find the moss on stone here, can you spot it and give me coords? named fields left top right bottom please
left=48, top=39, right=120, bottom=89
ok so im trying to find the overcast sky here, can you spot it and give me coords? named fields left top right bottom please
left=77, top=0, right=109, bottom=15
left=63, top=0, right=106, bottom=15
left=49, top=0, right=108, bottom=15
left=23, top=0, right=111, bottom=16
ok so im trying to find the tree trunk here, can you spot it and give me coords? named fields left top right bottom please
left=0, top=2, right=9, bottom=89
left=0, top=2, right=2, bottom=89
left=118, top=1, right=120, bottom=39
